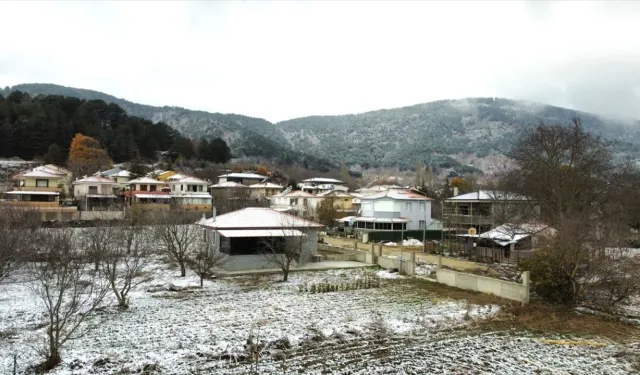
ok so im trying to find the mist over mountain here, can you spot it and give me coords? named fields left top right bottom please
left=4, top=84, right=639, bottom=173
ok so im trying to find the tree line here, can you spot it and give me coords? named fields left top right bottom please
left=0, top=92, right=231, bottom=165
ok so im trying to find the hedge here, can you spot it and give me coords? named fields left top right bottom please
left=367, top=230, right=443, bottom=243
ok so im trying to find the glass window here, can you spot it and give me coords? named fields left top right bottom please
left=419, top=203, right=426, bottom=211
left=140, top=185, right=148, bottom=191
left=405, top=202, right=412, bottom=212
left=36, top=179, right=49, bottom=187
left=150, top=185, right=157, bottom=192
left=419, top=220, right=426, bottom=229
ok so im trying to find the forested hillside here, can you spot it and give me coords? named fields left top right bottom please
left=0, top=91, right=226, bottom=164
left=1, top=84, right=334, bottom=171
left=277, top=98, right=640, bottom=171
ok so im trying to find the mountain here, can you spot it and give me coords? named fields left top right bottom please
left=0, top=84, right=334, bottom=171
left=277, top=98, right=640, bottom=172
left=5, top=84, right=639, bottom=173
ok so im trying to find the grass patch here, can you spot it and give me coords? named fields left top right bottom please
left=474, top=302, right=640, bottom=343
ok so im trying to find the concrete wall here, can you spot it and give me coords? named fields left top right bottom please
left=435, top=256, right=530, bottom=303
left=79, top=211, right=125, bottom=221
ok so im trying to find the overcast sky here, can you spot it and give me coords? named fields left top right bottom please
left=1, top=1, right=638, bottom=122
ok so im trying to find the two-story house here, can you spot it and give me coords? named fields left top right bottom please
left=442, top=190, right=531, bottom=235
left=72, top=176, right=120, bottom=210
left=249, top=182, right=283, bottom=199
left=2, top=165, right=77, bottom=220
left=270, top=190, right=320, bottom=217
left=124, top=177, right=171, bottom=210
left=168, top=176, right=212, bottom=211
left=354, top=189, right=433, bottom=232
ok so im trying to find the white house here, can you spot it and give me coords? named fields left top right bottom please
left=197, top=207, right=323, bottom=271
left=270, top=190, right=321, bottom=216
left=168, top=176, right=212, bottom=211
left=249, top=182, right=283, bottom=199
left=94, top=167, right=132, bottom=185
left=355, top=189, right=433, bottom=231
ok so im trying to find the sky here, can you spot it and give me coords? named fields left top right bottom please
left=0, top=0, right=639, bottom=122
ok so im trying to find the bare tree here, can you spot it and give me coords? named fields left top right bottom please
left=85, top=221, right=117, bottom=272
left=186, top=230, right=226, bottom=287
left=261, top=215, right=321, bottom=282
left=0, top=208, right=40, bottom=283
left=29, top=227, right=109, bottom=370
left=155, top=211, right=201, bottom=277
left=497, top=118, right=640, bottom=305
left=316, top=197, right=341, bottom=228
left=101, top=223, right=153, bottom=308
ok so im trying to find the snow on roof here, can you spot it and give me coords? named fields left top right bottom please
left=301, top=177, right=344, bottom=184
left=275, top=190, right=317, bottom=198
left=198, top=207, right=323, bottom=230
left=218, top=172, right=267, bottom=180
left=316, top=190, right=353, bottom=198
left=5, top=190, right=59, bottom=195
left=21, top=170, right=65, bottom=179
left=353, top=216, right=411, bottom=223
left=361, top=189, right=431, bottom=201
left=249, top=182, right=283, bottom=189
left=445, top=190, right=529, bottom=202
left=95, top=167, right=131, bottom=178
left=218, top=229, right=306, bottom=238
left=210, top=181, right=249, bottom=188
left=72, top=176, right=118, bottom=184
left=126, top=177, right=164, bottom=185
left=165, top=173, right=188, bottom=181
left=336, top=216, right=357, bottom=222
left=462, top=223, right=552, bottom=246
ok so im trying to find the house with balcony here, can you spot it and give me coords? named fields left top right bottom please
left=354, top=189, right=433, bottom=232
left=442, top=190, right=531, bottom=235
left=124, top=177, right=171, bottom=210
left=299, top=177, right=348, bottom=194
left=217, top=172, right=267, bottom=186
left=270, top=190, right=320, bottom=217
left=72, top=176, right=121, bottom=211
left=317, top=190, right=357, bottom=213
left=2, top=165, right=77, bottom=220
left=168, top=176, right=212, bottom=211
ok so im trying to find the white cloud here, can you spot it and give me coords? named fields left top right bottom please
left=0, top=0, right=638, bottom=122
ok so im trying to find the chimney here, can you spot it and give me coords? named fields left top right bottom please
left=211, top=206, right=216, bottom=222
left=453, top=187, right=459, bottom=197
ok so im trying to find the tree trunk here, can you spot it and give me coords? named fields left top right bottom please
left=200, top=275, right=204, bottom=287
left=44, top=335, right=61, bottom=371
left=283, top=268, right=289, bottom=282
left=180, top=261, right=186, bottom=277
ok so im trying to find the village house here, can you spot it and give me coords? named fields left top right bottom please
left=355, top=184, right=405, bottom=197
left=317, top=190, right=357, bottom=213
left=2, top=164, right=76, bottom=220
left=249, top=182, right=283, bottom=199
left=197, top=207, right=323, bottom=271
left=168, top=176, right=212, bottom=211
left=442, top=190, right=532, bottom=235
left=217, top=172, right=267, bottom=186
left=124, top=177, right=171, bottom=210
left=72, top=176, right=120, bottom=211
left=354, top=189, right=433, bottom=232
left=270, top=190, right=320, bottom=217
left=94, top=167, right=132, bottom=186
left=299, top=177, right=348, bottom=194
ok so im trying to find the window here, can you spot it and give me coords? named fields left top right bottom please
left=171, top=185, right=175, bottom=191
left=419, top=220, right=426, bottom=229
left=180, top=185, right=184, bottom=191
left=88, top=186, right=98, bottom=195
left=36, top=179, right=49, bottom=187
left=419, top=203, right=426, bottom=211
left=198, top=185, right=203, bottom=192
left=140, top=185, right=148, bottom=191
left=459, top=204, right=469, bottom=215
left=405, top=202, right=412, bottom=212
left=150, top=185, right=157, bottom=192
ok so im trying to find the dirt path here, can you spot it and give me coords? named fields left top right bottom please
left=323, top=236, right=489, bottom=272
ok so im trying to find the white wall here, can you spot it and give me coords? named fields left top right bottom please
left=436, top=263, right=530, bottom=303
left=360, top=198, right=432, bottom=230
left=73, top=183, right=116, bottom=197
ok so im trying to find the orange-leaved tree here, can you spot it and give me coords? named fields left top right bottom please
left=450, top=177, right=473, bottom=194
left=68, top=133, right=112, bottom=176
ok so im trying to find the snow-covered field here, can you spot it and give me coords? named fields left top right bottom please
left=0, top=265, right=637, bottom=374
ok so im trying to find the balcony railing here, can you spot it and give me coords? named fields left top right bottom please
left=14, top=186, right=63, bottom=192
left=442, top=214, right=494, bottom=225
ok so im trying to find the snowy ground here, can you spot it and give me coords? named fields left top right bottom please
left=0, top=264, right=638, bottom=374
